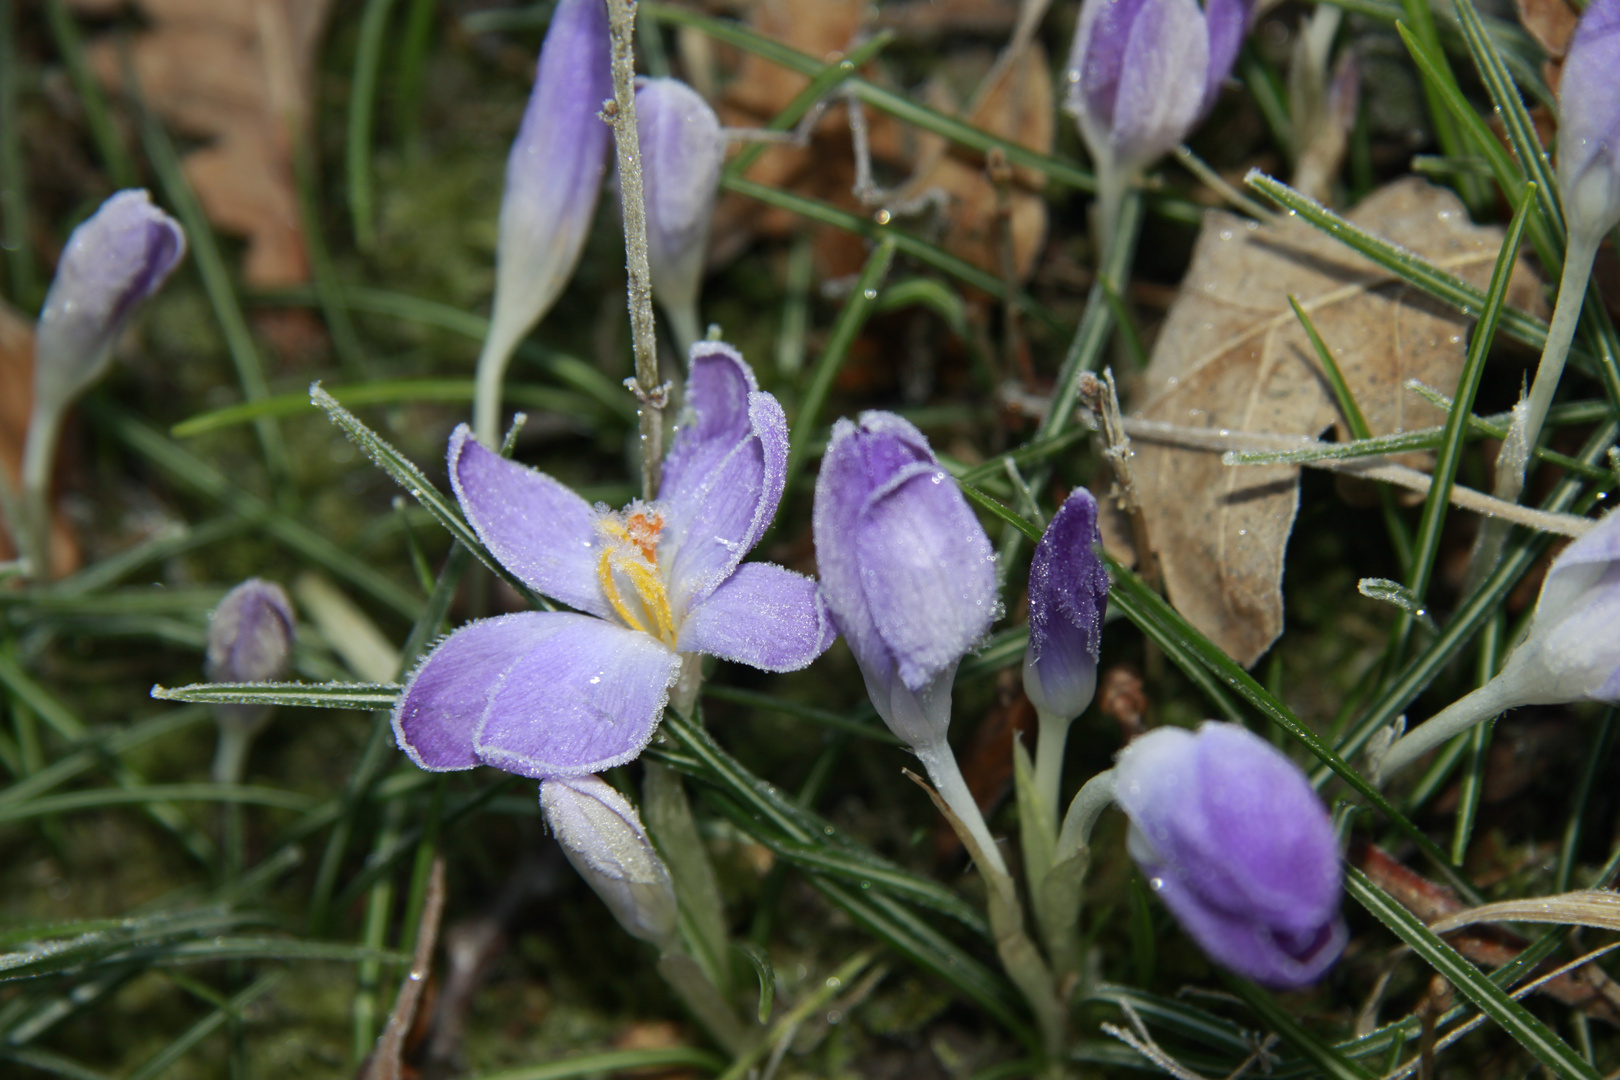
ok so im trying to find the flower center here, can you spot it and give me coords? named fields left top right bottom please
left=595, top=505, right=676, bottom=646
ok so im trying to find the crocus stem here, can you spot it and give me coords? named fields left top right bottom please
left=604, top=0, right=664, bottom=500
left=1055, top=767, right=1115, bottom=864
left=1092, top=158, right=1130, bottom=269
left=472, top=328, right=522, bottom=449
left=657, top=948, right=749, bottom=1054
left=913, top=737, right=1009, bottom=877
left=1504, top=230, right=1600, bottom=502
left=1377, top=674, right=1525, bottom=783
left=212, top=717, right=261, bottom=885
left=19, top=401, right=62, bottom=581
left=1031, top=707, right=1071, bottom=836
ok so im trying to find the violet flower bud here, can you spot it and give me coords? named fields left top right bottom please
left=1558, top=0, right=1620, bottom=245
left=1023, top=489, right=1111, bottom=723
left=813, top=412, right=1006, bottom=871
left=205, top=578, right=295, bottom=782
left=474, top=0, right=612, bottom=445
left=32, top=189, right=186, bottom=415
left=206, top=578, right=296, bottom=686
left=635, top=78, right=724, bottom=354
left=1114, top=722, right=1347, bottom=989
left=1378, top=510, right=1620, bottom=780
left=541, top=774, right=678, bottom=947
left=1064, top=0, right=1250, bottom=178
left=813, top=412, right=998, bottom=750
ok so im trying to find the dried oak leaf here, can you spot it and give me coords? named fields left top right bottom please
left=1125, top=178, right=1541, bottom=666
left=69, top=0, right=333, bottom=288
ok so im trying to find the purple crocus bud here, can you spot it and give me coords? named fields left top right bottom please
left=542, top=774, right=678, bottom=946
left=475, top=0, right=612, bottom=445
left=635, top=78, right=724, bottom=353
left=32, top=189, right=185, bottom=415
left=205, top=579, right=296, bottom=777
left=1558, top=0, right=1620, bottom=245
left=1064, top=0, right=1250, bottom=177
left=1379, top=510, right=1620, bottom=779
left=206, top=578, right=296, bottom=686
left=1023, top=489, right=1111, bottom=723
left=1114, top=722, right=1347, bottom=989
left=813, top=412, right=998, bottom=750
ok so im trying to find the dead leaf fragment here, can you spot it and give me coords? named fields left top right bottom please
left=69, top=0, right=333, bottom=287
left=1125, top=178, right=1541, bottom=665
left=0, top=303, right=80, bottom=576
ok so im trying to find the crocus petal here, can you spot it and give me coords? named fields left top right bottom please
left=1537, top=511, right=1620, bottom=614
left=1559, top=0, right=1620, bottom=242
left=34, top=190, right=185, bottom=412
left=812, top=413, right=941, bottom=685
left=1535, top=561, right=1620, bottom=701
left=449, top=425, right=610, bottom=618
left=1143, top=857, right=1349, bottom=989
left=1109, top=0, right=1210, bottom=168
left=393, top=612, right=573, bottom=771
left=659, top=343, right=788, bottom=614
left=636, top=78, right=724, bottom=322
left=676, top=562, right=835, bottom=671
left=1068, top=0, right=1155, bottom=129
left=484, top=0, right=613, bottom=360
left=1024, top=489, right=1111, bottom=721
left=856, top=462, right=998, bottom=691
left=475, top=615, right=680, bottom=777
left=1199, top=0, right=1251, bottom=116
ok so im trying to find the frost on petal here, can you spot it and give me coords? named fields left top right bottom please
left=449, top=425, right=610, bottom=618
left=541, top=774, right=678, bottom=945
left=392, top=613, right=572, bottom=771
left=1535, top=562, right=1620, bottom=702
left=1024, top=489, right=1111, bottom=720
left=855, top=463, right=997, bottom=691
left=660, top=345, right=788, bottom=614
left=474, top=615, right=680, bottom=777
left=1068, top=0, right=1154, bottom=128
left=1536, top=511, right=1620, bottom=614
left=1108, top=0, right=1210, bottom=169
left=676, top=562, right=835, bottom=672
left=636, top=79, right=724, bottom=320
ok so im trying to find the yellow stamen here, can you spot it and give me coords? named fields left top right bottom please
left=598, top=549, right=649, bottom=634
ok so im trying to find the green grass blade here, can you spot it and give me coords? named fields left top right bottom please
left=124, top=974, right=281, bottom=1080
left=468, top=1048, right=727, bottom=1080
left=0, top=0, right=35, bottom=306
left=1347, top=866, right=1603, bottom=1080
left=701, top=684, right=893, bottom=742
left=1223, top=976, right=1375, bottom=1079
left=0, top=783, right=315, bottom=825
left=151, top=681, right=401, bottom=710
left=88, top=402, right=421, bottom=618
left=784, top=237, right=896, bottom=496
left=347, top=0, right=402, bottom=249
left=0, top=706, right=210, bottom=807
left=42, top=0, right=134, bottom=187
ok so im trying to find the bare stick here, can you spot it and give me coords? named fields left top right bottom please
left=365, top=855, right=447, bottom=1080
left=604, top=0, right=664, bottom=499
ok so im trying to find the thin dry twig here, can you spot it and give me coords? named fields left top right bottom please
left=1101, top=999, right=1278, bottom=1080
left=364, top=855, right=447, bottom=1080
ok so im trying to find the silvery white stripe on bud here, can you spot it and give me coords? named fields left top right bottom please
left=541, top=774, right=679, bottom=947
left=634, top=78, right=724, bottom=356
left=473, top=0, right=613, bottom=447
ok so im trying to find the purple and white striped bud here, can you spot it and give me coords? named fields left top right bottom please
left=1557, top=0, right=1620, bottom=244
left=207, top=578, right=295, bottom=686
left=32, top=189, right=185, bottom=415
left=635, top=78, right=724, bottom=353
left=1114, top=722, right=1346, bottom=989
left=476, top=0, right=612, bottom=444
left=1023, top=489, right=1111, bottom=723
left=541, top=774, right=678, bottom=947
left=813, top=412, right=998, bottom=750
left=1064, top=0, right=1251, bottom=176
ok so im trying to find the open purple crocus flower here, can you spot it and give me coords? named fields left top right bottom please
left=395, top=342, right=835, bottom=777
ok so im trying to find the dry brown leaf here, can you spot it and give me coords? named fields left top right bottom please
left=1124, top=178, right=1542, bottom=665
left=0, top=303, right=80, bottom=576
left=1517, top=0, right=1578, bottom=57
left=69, top=0, right=332, bottom=288
left=901, top=41, right=1052, bottom=281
